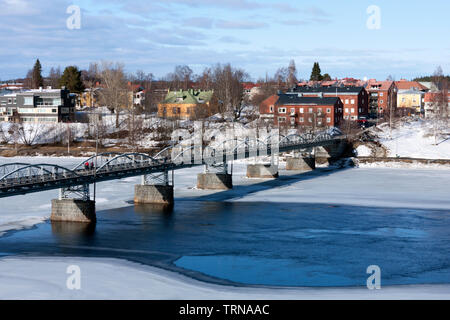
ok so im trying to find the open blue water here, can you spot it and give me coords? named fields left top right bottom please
left=1, top=200, right=450, bottom=287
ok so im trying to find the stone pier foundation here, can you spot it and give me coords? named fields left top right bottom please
left=50, top=199, right=96, bottom=223
left=246, top=164, right=279, bottom=179
left=197, top=173, right=232, bottom=190
left=286, top=157, right=316, bottom=172
left=134, top=185, right=174, bottom=205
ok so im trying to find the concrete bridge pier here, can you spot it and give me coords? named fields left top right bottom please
left=246, top=164, right=279, bottom=179
left=314, top=140, right=349, bottom=166
left=197, top=164, right=233, bottom=190
left=286, top=156, right=316, bottom=172
left=51, top=184, right=96, bottom=223
left=135, top=171, right=174, bottom=205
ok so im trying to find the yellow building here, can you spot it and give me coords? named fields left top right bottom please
left=397, top=89, right=424, bottom=113
left=79, top=88, right=101, bottom=108
left=158, top=89, right=214, bottom=120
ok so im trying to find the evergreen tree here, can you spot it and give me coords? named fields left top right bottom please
left=310, top=62, right=323, bottom=81
left=31, top=59, right=44, bottom=89
left=59, top=66, right=85, bottom=93
left=322, top=73, right=332, bottom=81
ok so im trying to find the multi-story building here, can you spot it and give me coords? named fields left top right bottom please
left=0, top=87, right=75, bottom=123
left=423, top=91, right=450, bottom=119
left=157, top=89, right=214, bottom=120
left=366, top=80, right=397, bottom=116
left=289, top=86, right=368, bottom=121
left=260, top=93, right=344, bottom=128
left=397, top=88, right=424, bottom=114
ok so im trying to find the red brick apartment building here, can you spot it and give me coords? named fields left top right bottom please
left=289, top=86, right=368, bottom=121
left=366, top=80, right=397, bottom=116
left=260, top=93, right=343, bottom=128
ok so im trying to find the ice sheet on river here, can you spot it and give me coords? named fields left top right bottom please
left=0, top=256, right=449, bottom=299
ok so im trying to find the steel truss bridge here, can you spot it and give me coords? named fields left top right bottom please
left=0, top=132, right=343, bottom=200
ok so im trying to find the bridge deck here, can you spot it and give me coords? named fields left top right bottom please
left=0, top=137, right=343, bottom=198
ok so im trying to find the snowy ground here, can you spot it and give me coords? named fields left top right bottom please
left=1, top=256, right=449, bottom=300
left=0, top=156, right=449, bottom=299
left=375, top=119, right=450, bottom=159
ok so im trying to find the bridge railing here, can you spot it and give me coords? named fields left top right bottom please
left=0, top=132, right=344, bottom=192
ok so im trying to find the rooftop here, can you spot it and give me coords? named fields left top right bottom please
left=162, top=89, right=213, bottom=104
left=277, top=94, right=340, bottom=106
left=291, top=86, right=365, bottom=94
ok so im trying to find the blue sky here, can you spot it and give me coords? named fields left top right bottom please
left=1, top=0, right=449, bottom=81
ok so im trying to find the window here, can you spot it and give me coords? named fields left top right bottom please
left=278, top=117, right=286, bottom=122
left=308, top=117, right=312, bottom=123
left=8, top=98, right=12, bottom=104
left=24, top=97, right=33, bottom=105
left=380, top=92, right=384, bottom=97
left=345, top=108, right=349, bottom=113
left=269, top=105, right=274, bottom=113
left=278, top=107, right=286, bottom=113
left=351, top=116, right=357, bottom=120
left=290, top=118, right=295, bottom=125
left=317, top=108, right=322, bottom=114
left=345, top=99, right=349, bottom=104
left=359, top=108, right=362, bottom=113
left=326, top=108, right=331, bottom=113
left=351, top=108, right=355, bottom=113
left=351, top=99, right=355, bottom=104
left=326, top=117, right=331, bottom=123
left=299, top=108, right=304, bottom=113
left=13, top=98, right=16, bottom=104
left=52, top=109, right=57, bottom=113
left=299, top=117, right=304, bottom=122
left=380, top=100, right=383, bottom=104
left=290, top=108, right=295, bottom=115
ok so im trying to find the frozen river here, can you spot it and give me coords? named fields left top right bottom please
left=0, top=156, right=449, bottom=298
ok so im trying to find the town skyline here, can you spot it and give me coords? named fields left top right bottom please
left=1, top=0, right=449, bottom=81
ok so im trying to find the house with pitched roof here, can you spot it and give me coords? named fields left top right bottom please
left=289, top=85, right=368, bottom=121
left=157, top=89, right=214, bottom=120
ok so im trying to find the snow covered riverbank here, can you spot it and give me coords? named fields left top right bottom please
left=1, top=256, right=449, bottom=300
left=373, top=119, right=450, bottom=159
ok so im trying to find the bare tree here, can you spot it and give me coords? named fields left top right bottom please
left=97, top=62, right=129, bottom=128
left=196, top=67, right=214, bottom=90
left=15, top=123, right=43, bottom=146
left=287, top=60, right=298, bottom=89
left=274, top=67, right=288, bottom=91
left=212, top=63, right=249, bottom=120
left=48, top=66, right=62, bottom=89
left=431, top=66, right=449, bottom=144
left=165, top=65, right=193, bottom=90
